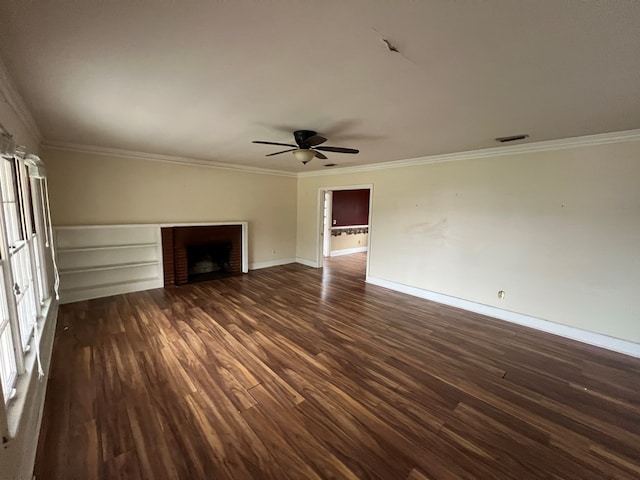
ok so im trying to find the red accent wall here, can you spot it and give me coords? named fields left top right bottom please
left=332, top=189, right=370, bottom=226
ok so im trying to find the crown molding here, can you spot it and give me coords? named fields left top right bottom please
left=41, top=141, right=297, bottom=177
left=0, top=56, right=42, bottom=143
left=40, top=128, right=640, bottom=180
left=298, top=129, right=640, bottom=178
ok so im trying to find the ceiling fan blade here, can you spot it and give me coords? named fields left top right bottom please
left=314, top=151, right=328, bottom=160
left=314, top=146, right=359, bottom=154
left=305, top=135, right=327, bottom=147
left=266, top=148, right=297, bottom=156
left=253, top=141, right=297, bottom=148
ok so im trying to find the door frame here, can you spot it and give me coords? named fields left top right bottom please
left=316, top=184, right=373, bottom=277
left=322, top=190, right=333, bottom=258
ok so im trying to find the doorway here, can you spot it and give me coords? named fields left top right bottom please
left=317, top=184, right=373, bottom=277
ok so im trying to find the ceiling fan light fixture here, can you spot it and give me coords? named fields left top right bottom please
left=253, top=130, right=359, bottom=164
left=292, top=148, right=315, bottom=164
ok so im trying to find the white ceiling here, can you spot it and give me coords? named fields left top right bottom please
left=0, top=1, right=639, bottom=172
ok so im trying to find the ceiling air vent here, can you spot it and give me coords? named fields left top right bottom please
left=495, top=134, right=529, bottom=143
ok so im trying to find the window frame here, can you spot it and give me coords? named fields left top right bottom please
left=0, top=152, right=52, bottom=409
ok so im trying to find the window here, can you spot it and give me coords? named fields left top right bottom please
left=1, top=159, right=23, bottom=247
left=28, top=177, right=48, bottom=303
left=0, top=153, right=52, bottom=405
left=0, top=268, right=16, bottom=402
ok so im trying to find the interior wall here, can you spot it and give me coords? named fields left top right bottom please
left=42, top=147, right=298, bottom=266
left=0, top=96, right=39, bottom=155
left=331, top=231, right=368, bottom=253
left=297, top=140, right=640, bottom=344
left=331, top=189, right=370, bottom=226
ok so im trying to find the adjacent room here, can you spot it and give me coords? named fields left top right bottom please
left=0, top=1, right=639, bottom=479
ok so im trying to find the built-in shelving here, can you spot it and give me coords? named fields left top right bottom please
left=57, top=243, right=158, bottom=253
left=60, top=261, right=160, bottom=275
left=55, top=225, right=164, bottom=304
left=61, top=277, right=161, bottom=294
left=55, top=222, right=249, bottom=303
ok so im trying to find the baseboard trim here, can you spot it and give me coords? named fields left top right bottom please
left=330, top=246, right=368, bottom=257
left=250, top=258, right=296, bottom=270
left=296, top=257, right=320, bottom=268
left=366, top=276, right=640, bottom=359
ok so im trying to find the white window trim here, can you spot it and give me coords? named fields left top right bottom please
left=0, top=151, right=55, bottom=441
left=3, top=298, right=56, bottom=438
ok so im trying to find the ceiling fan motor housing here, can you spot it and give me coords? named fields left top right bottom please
left=293, top=130, right=318, bottom=148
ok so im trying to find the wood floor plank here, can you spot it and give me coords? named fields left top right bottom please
left=103, top=451, right=142, bottom=480
left=33, top=376, right=71, bottom=480
left=405, top=469, right=434, bottom=480
left=66, top=418, right=101, bottom=480
left=126, top=392, right=180, bottom=480
left=34, top=252, right=640, bottom=479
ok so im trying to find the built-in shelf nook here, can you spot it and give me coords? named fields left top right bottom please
left=55, top=222, right=248, bottom=303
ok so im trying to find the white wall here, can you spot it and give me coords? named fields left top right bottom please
left=41, top=147, right=298, bottom=267
left=0, top=85, right=39, bottom=155
left=297, top=140, right=640, bottom=344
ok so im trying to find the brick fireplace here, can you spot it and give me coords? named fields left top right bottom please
left=161, top=224, right=246, bottom=286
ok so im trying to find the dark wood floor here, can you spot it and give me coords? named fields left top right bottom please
left=35, top=253, right=640, bottom=479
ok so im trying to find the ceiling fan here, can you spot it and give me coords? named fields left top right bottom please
left=252, top=130, right=359, bottom=164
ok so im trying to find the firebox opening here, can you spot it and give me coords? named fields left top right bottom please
left=186, top=242, right=233, bottom=283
